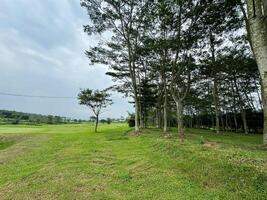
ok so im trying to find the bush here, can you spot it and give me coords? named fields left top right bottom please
left=128, top=118, right=135, bottom=127
left=11, top=119, right=20, bottom=125
left=127, top=113, right=135, bottom=127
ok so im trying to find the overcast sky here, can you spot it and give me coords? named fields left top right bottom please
left=0, top=0, right=133, bottom=119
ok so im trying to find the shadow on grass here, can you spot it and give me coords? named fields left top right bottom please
left=0, top=140, right=15, bottom=150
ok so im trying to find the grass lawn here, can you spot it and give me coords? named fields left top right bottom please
left=0, top=124, right=266, bottom=199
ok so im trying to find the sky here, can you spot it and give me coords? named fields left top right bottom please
left=0, top=0, right=133, bottom=120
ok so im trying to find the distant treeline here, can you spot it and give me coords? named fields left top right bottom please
left=0, top=110, right=85, bottom=125
left=0, top=110, right=126, bottom=125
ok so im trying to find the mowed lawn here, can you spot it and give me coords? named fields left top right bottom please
left=0, top=124, right=266, bottom=200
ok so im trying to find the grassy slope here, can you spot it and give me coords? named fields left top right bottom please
left=0, top=124, right=266, bottom=200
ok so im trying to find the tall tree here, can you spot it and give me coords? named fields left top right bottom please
left=81, top=0, right=154, bottom=133
left=219, top=47, right=259, bottom=133
left=245, top=0, right=267, bottom=144
left=200, top=0, right=242, bottom=133
left=157, top=0, right=203, bottom=139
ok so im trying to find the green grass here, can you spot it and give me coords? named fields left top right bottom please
left=0, top=124, right=266, bottom=199
left=0, top=141, right=15, bottom=150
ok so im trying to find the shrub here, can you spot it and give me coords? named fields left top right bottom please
left=127, top=113, right=135, bottom=127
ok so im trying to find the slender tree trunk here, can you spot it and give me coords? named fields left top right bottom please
left=126, top=38, right=139, bottom=133
left=155, top=108, right=159, bottom=128
left=160, top=48, right=168, bottom=133
left=241, top=109, right=248, bottom=134
left=213, top=79, right=220, bottom=133
left=139, top=102, right=144, bottom=129
left=95, top=115, right=99, bottom=133
left=163, top=86, right=168, bottom=133
left=247, top=0, right=267, bottom=144
left=209, top=30, right=220, bottom=133
left=220, top=114, right=225, bottom=131
left=159, top=109, right=163, bottom=128
left=137, top=71, right=144, bottom=129
left=225, top=114, right=229, bottom=131
left=263, top=78, right=267, bottom=143
left=134, top=95, right=140, bottom=133
left=211, top=115, right=214, bottom=128
left=175, top=100, right=184, bottom=141
left=233, top=112, right=238, bottom=132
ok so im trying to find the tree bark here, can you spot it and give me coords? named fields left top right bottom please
left=233, top=112, right=238, bottom=132
left=247, top=0, right=267, bottom=144
left=139, top=101, right=144, bottom=129
left=175, top=100, right=184, bottom=141
left=233, top=76, right=248, bottom=134
left=225, top=114, right=229, bottom=131
left=163, top=85, right=168, bottom=133
left=155, top=108, right=159, bottom=128
left=220, top=114, right=225, bottom=131
left=95, top=115, right=99, bottom=133
left=211, top=115, right=214, bottom=128
left=134, top=95, right=140, bottom=133
left=210, top=30, right=220, bottom=134
left=213, top=78, right=220, bottom=133
left=241, top=109, right=248, bottom=134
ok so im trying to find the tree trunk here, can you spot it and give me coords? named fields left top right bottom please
left=155, top=108, right=159, bottom=128
left=213, top=79, right=220, bottom=133
left=175, top=100, right=184, bottom=141
left=163, top=86, right=168, bottom=133
left=225, top=114, right=229, bottom=131
left=233, top=112, right=238, bottom=132
left=263, top=78, right=267, bottom=143
left=247, top=0, right=267, bottom=144
left=211, top=115, right=214, bottom=128
left=134, top=95, right=140, bottom=133
left=241, top=109, right=248, bottom=134
left=257, top=79, right=263, bottom=111
left=95, top=115, right=99, bottom=133
left=220, top=114, right=225, bottom=131
left=139, top=102, right=144, bottom=129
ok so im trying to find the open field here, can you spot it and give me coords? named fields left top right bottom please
left=0, top=124, right=266, bottom=200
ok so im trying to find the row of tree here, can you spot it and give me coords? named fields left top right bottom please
left=81, top=0, right=267, bottom=144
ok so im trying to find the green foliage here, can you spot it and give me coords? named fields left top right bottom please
left=106, top=118, right=112, bottom=124
left=78, top=88, right=113, bottom=132
left=78, top=89, right=112, bottom=112
left=100, top=119, right=107, bottom=123
left=127, top=113, right=135, bottom=127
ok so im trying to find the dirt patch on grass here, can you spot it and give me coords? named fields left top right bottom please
left=127, top=160, right=154, bottom=176
left=90, top=148, right=117, bottom=169
left=162, top=134, right=173, bottom=139
left=203, top=141, right=220, bottom=149
left=128, top=130, right=142, bottom=137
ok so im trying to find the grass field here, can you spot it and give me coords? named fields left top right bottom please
left=0, top=124, right=266, bottom=200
